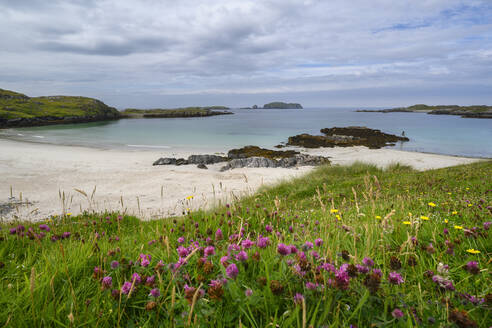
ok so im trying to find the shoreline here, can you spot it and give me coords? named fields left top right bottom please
left=0, top=139, right=484, bottom=222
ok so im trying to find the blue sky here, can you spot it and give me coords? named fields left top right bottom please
left=0, top=0, right=491, bottom=108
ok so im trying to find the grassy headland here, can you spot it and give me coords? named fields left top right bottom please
left=357, top=104, right=492, bottom=118
left=0, top=161, right=490, bottom=327
left=120, top=107, right=232, bottom=118
left=0, top=89, right=120, bottom=127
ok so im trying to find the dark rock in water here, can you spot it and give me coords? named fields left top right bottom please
left=153, top=158, right=177, bottom=166
left=197, top=163, right=208, bottom=169
left=287, top=126, right=409, bottom=149
left=219, top=154, right=330, bottom=171
left=263, top=102, right=303, bottom=109
left=228, top=145, right=299, bottom=160
left=175, top=158, right=188, bottom=166
left=187, top=154, right=228, bottom=165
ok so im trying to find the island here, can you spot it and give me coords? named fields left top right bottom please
left=0, top=88, right=120, bottom=128
left=263, top=102, right=303, bottom=109
left=120, top=107, right=232, bottom=118
left=357, top=104, right=492, bottom=119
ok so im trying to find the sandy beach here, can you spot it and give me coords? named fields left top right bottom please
left=0, top=139, right=482, bottom=221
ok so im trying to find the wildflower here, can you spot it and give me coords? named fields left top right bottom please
left=389, top=256, right=402, bottom=270
left=177, top=236, right=185, bottom=244
left=315, top=238, right=323, bottom=247
left=208, top=280, right=224, bottom=300
left=402, top=221, right=411, bottom=225
left=420, top=216, right=429, bottom=221
left=269, top=280, right=284, bottom=295
left=204, top=246, right=215, bottom=257
left=388, top=272, right=404, bottom=285
left=146, top=275, right=155, bottom=286
left=311, top=251, right=319, bottom=259
left=121, top=281, right=134, bottom=295
left=39, top=224, right=50, bottom=232
left=186, top=195, right=194, bottom=200
left=428, top=202, right=436, bottom=207
left=293, top=293, right=304, bottom=305
left=241, top=239, right=254, bottom=249
left=432, top=275, right=455, bottom=291
left=245, top=288, right=253, bottom=297
left=289, top=245, right=298, bottom=254
left=334, top=268, right=350, bottom=290
left=215, top=228, right=223, bottom=240
left=226, top=263, right=239, bottom=279
left=220, top=255, right=230, bottom=267
left=110, top=261, right=119, bottom=269
left=330, top=209, right=339, bottom=213
left=265, top=224, right=273, bottom=233
left=139, top=254, right=151, bottom=267
left=149, top=288, right=160, bottom=298
left=454, top=225, right=463, bottom=230
left=375, top=215, right=382, bottom=220
left=177, top=246, right=189, bottom=257
left=362, top=257, right=374, bottom=267
left=443, top=228, right=449, bottom=235
left=131, top=273, right=142, bottom=285
left=363, top=272, right=381, bottom=293
left=303, top=241, right=314, bottom=250
left=235, top=251, right=248, bottom=262
left=392, top=308, right=404, bottom=319
left=466, top=249, right=480, bottom=254
left=465, top=261, right=479, bottom=274
left=102, top=276, right=112, bottom=288
left=61, top=232, right=71, bottom=239
left=484, top=221, right=491, bottom=230
left=305, top=281, right=317, bottom=290
left=148, top=239, right=156, bottom=246
left=452, top=211, right=458, bottom=215
left=277, top=243, right=291, bottom=256
left=336, top=214, right=341, bottom=221
left=356, top=264, right=369, bottom=274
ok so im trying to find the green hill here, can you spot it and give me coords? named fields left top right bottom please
left=0, top=88, right=120, bottom=127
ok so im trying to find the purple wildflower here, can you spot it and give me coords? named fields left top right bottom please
left=149, top=288, right=160, bottom=298
left=293, top=293, right=304, bottom=305
left=121, top=281, right=133, bottom=295
left=465, top=261, right=479, bottom=274
left=39, top=224, right=50, bottom=232
left=257, top=236, right=270, bottom=248
left=61, top=232, right=71, bottom=239
left=388, top=272, right=404, bottom=285
left=304, top=241, right=314, bottom=249
left=177, top=246, right=189, bottom=257
left=226, top=263, right=239, bottom=279
left=484, top=221, right=491, bottom=230
left=245, top=288, right=253, bottom=297
left=362, top=257, right=374, bottom=267
left=177, top=236, right=185, bottom=244
left=392, top=308, right=404, bottom=319
left=356, top=264, right=369, bottom=274
left=204, top=246, right=215, bottom=257
left=315, top=238, right=323, bottom=247
left=110, top=261, right=119, bottom=269
left=305, top=282, right=317, bottom=290
left=241, top=239, right=254, bottom=249
left=265, top=224, right=273, bottom=233
left=131, top=273, right=142, bottom=285
left=235, top=251, right=248, bottom=262
left=220, top=255, right=230, bottom=267
left=277, top=243, right=291, bottom=256
left=102, top=276, right=112, bottom=288
left=215, top=228, right=223, bottom=240
left=146, top=275, right=155, bottom=285
left=335, top=268, right=350, bottom=290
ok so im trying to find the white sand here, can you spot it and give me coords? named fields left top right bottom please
left=0, top=139, right=482, bottom=221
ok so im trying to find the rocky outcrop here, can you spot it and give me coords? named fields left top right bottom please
left=228, top=145, right=299, bottom=160
left=153, top=146, right=330, bottom=170
left=357, top=104, right=492, bottom=119
left=219, top=154, right=330, bottom=171
left=263, top=102, right=303, bottom=109
left=287, top=127, right=409, bottom=149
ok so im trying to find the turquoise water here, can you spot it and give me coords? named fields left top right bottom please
left=1, top=108, right=491, bottom=157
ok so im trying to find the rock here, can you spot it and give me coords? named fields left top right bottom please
left=175, top=158, right=188, bottom=166
left=252, top=105, right=258, bottom=109
left=287, top=127, right=409, bottom=149
left=220, top=157, right=278, bottom=171
left=187, top=154, right=228, bottom=165
left=153, top=158, right=177, bottom=165
left=197, top=163, right=208, bottom=169
left=228, top=145, right=299, bottom=160
left=220, top=154, right=330, bottom=171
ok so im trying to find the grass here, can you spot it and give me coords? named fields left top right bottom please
left=390, top=104, right=492, bottom=113
left=120, top=107, right=231, bottom=118
left=0, top=161, right=491, bottom=327
left=0, top=89, right=119, bottom=120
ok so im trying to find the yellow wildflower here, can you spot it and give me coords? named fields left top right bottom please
left=466, top=249, right=480, bottom=254
left=375, top=215, right=382, bottom=220
left=447, top=192, right=452, bottom=195
left=444, top=219, right=449, bottom=223
left=186, top=195, right=194, bottom=200
left=66, top=212, right=72, bottom=216
left=454, top=225, right=463, bottom=230
left=451, top=211, right=458, bottom=215
left=465, top=187, right=470, bottom=191
left=336, top=214, right=341, bottom=221
left=420, top=216, right=430, bottom=221
left=403, top=221, right=411, bottom=225
left=467, top=204, right=473, bottom=207
left=428, top=202, right=436, bottom=207
left=408, top=212, right=412, bottom=217
left=330, top=209, right=339, bottom=214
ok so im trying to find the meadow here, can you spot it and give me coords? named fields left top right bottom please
left=0, top=161, right=490, bottom=327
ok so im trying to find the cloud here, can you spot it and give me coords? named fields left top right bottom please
left=0, top=0, right=491, bottom=107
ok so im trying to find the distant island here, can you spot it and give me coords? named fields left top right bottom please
left=0, top=88, right=232, bottom=128
left=242, top=102, right=303, bottom=109
left=357, top=104, right=492, bottom=119
left=120, top=107, right=232, bottom=118
left=0, top=88, right=120, bottom=128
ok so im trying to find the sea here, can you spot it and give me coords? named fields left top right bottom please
left=1, top=107, right=491, bottom=158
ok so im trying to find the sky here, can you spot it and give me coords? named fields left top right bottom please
left=1, top=0, right=491, bottom=108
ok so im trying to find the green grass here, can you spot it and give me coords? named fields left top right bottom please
left=397, top=104, right=492, bottom=113
left=0, top=161, right=491, bottom=327
left=0, top=89, right=120, bottom=120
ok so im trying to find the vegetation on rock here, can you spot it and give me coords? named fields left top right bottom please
left=121, top=107, right=232, bottom=118
left=263, top=102, right=303, bottom=109
left=357, top=104, right=492, bottom=118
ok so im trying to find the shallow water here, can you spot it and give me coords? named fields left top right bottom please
left=1, top=108, right=491, bottom=157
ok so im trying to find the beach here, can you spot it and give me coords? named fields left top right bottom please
left=0, top=139, right=482, bottom=221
